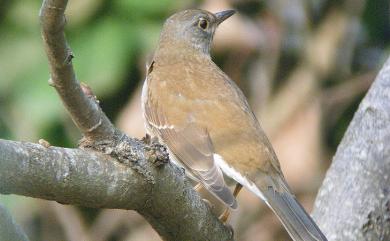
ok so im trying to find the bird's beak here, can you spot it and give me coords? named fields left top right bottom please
left=215, top=10, right=236, bottom=25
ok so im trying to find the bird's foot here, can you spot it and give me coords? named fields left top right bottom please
left=219, top=208, right=231, bottom=223
left=142, top=133, right=152, bottom=144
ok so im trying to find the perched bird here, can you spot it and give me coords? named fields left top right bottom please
left=142, top=9, right=327, bottom=241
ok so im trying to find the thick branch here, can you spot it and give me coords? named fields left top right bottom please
left=39, top=0, right=115, bottom=140
left=0, top=204, right=29, bottom=241
left=36, top=0, right=235, bottom=239
left=0, top=139, right=233, bottom=241
left=313, top=57, right=390, bottom=240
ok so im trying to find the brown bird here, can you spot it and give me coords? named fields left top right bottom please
left=142, top=9, right=327, bottom=241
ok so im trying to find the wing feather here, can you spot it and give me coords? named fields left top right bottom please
left=144, top=92, right=237, bottom=209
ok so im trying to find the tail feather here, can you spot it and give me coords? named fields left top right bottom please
left=261, top=181, right=327, bottom=241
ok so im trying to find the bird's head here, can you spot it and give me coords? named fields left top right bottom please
left=157, top=9, right=235, bottom=56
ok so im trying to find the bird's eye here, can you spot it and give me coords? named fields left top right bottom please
left=198, top=18, right=209, bottom=30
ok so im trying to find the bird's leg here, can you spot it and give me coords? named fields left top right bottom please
left=194, top=183, right=202, bottom=191
left=142, top=133, right=151, bottom=144
left=233, top=183, right=243, bottom=196
left=219, top=183, right=243, bottom=223
left=194, top=183, right=215, bottom=209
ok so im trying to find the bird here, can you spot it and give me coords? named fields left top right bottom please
left=142, top=9, right=327, bottom=241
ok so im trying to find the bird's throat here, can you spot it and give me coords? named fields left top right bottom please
left=154, top=39, right=211, bottom=65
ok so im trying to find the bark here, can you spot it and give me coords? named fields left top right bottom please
left=0, top=204, right=29, bottom=241
left=35, top=0, right=234, bottom=239
left=1, top=0, right=389, bottom=240
left=0, top=139, right=233, bottom=241
left=313, top=57, right=390, bottom=240
left=39, top=0, right=115, bottom=141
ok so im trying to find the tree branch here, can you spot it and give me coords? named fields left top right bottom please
left=13, top=0, right=389, bottom=240
left=34, top=0, right=236, bottom=239
left=39, top=0, right=115, bottom=141
left=0, top=139, right=233, bottom=241
left=0, top=204, right=29, bottom=241
left=313, top=57, right=390, bottom=240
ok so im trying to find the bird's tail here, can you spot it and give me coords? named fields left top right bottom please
left=258, top=176, right=327, bottom=241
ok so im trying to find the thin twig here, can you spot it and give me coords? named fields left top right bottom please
left=36, top=0, right=237, bottom=240
left=39, top=0, right=115, bottom=141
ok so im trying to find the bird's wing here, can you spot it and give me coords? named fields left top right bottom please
left=144, top=96, right=237, bottom=209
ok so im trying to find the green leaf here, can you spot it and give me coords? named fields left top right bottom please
left=70, top=18, right=136, bottom=97
left=114, top=0, right=176, bottom=18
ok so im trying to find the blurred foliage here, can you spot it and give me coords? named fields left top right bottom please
left=0, top=0, right=389, bottom=240
left=0, top=0, right=389, bottom=146
left=0, top=0, right=190, bottom=144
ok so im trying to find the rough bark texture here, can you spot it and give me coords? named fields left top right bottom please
left=0, top=138, right=233, bottom=241
left=1, top=0, right=389, bottom=240
left=313, top=57, right=390, bottom=240
left=0, top=204, right=29, bottom=241
left=34, top=0, right=234, bottom=240
left=39, top=0, right=115, bottom=141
